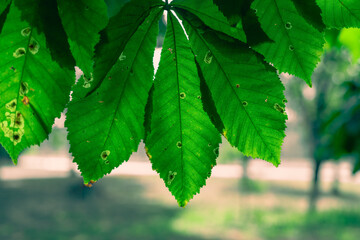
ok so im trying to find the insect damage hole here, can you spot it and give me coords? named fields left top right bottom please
left=179, top=92, right=186, bottom=99
left=274, top=103, right=286, bottom=115
left=11, top=128, right=24, bottom=145
left=101, top=150, right=110, bottom=161
left=285, top=22, right=292, bottom=29
left=119, top=52, right=126, bottom=61
left=167, top=171, right=177, bottom=185
left=82, top=73, right=93, bottom=88
left=13, top=133, right=20, bottom=140
left=20, top=82, right=29, bottom=95
left=176, top=141, right=182, bottom=148
left=6, top=99, right=17, bottom=112
left=21, top=27, right=31, bottom=37
left=13, top=48, right=26, bottom=58
left=29, top=38, right=40, bottom=55
left=14, top=112, right=24, bottom=129
left=204, top=50, right=213, bottom=64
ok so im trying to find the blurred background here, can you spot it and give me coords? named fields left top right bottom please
left=1, top=15, right=360, bottom=240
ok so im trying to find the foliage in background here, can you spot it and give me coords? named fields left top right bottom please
left=285, top=29, right=360, bottom=210
left=0, top=0, right=360, bottom=206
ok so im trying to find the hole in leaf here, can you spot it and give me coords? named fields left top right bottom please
left=179, top=92, right=186, bottom=99
left=204, top=50, right=213, bottom=64
left=274, top=103, right=286, bottom=115
left=21, top=27, right=31, bottom=37
left=13, top=48, right=26, bottom=58
left=167, top=171, right=177, bottom=185
left=101, top=150, right=110, bottom=160
left=285, top=22, right=292, bottom=29
left=20, top=82, right=29, bottom=95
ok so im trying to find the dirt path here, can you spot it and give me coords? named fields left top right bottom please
left=1, top=155, right=359, bottom=184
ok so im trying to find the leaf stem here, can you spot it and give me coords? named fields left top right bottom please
left=164, top=0, right=170, bottom=11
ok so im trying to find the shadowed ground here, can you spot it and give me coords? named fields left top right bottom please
left=0, top=176, right=208, bottom=240
left=0, top=174, right=360, bottom=240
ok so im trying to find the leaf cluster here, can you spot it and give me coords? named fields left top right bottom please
left=0, top=0, right=360, bottom=206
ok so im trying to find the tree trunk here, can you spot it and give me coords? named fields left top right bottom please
left=309, top=159, right=322, bottom=213
left=331, top=161, right=340, bottom=196
left=242, top=156, right=249, bottom=180
left=240, top=156, right=251, bottom=192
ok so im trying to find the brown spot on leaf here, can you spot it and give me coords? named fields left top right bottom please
left=22, top=96, right=29, bottom=105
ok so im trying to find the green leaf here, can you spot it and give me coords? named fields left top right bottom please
left=241, top=5, right=273, bottom=46
left=144, top=84, right=154, bottom=142
left=251, top=0, right=325, bottom=86
left=66, top=8, right=162, bottom=183
left=317, top=0, right=360, bottom=28
left=212, top=0, right=272, bottom=46
left=212, top=0, right=243, bottom=23
left=14, top=0, right=75, bottom=70
left=145, top=13, right=221, bottom=207
left=197, top=61, right=225, bottom=134
left=324, top=29, right=341, bottom=49
left=74, top=0, right=164, bottom=99
left=339, top=28, right=360, bottom=63
left=290, top=0, right=325, bottom=32
left=57, top=0, right=109, bottom=78
left=104, top=0, right=130, bottom=18
left=0, top=0, right=11, bottom=13
left=180, top=11, right=287, bottom=166
left=0, top=1, right=74, bottom=161
left=172, top=0, right=247, bottom=42
left=0, top=0, right=11, bottom=33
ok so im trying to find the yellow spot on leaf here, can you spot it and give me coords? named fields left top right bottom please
left=223, top=130, right=227, bottom=137
left=145, top=147, right=152, bottom=159
left=5, top=99, right=17, bottom=112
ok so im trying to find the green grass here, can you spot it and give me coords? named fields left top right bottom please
left=252, top=208, right=360, bottom=240
left=0, top=174, right=359, bottom=240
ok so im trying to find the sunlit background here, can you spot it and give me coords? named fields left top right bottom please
left=1, top=11, right=360, bottom=240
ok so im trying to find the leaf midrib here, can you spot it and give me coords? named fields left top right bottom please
left=337, top=0, right=360, bottom=23
left=169, top=13, right=185, bottom=197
